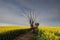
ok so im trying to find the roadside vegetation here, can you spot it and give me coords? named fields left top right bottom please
left=0, top=26, right=30, bottom=40
left=0, top=26, right=60, bottom=40
left=37, top=26, right=60, bottom=40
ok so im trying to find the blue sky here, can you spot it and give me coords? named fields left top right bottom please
left=0, top=0, right=60, bottom=26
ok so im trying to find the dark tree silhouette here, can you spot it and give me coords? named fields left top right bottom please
left=22, top=9, right=39, bottom=32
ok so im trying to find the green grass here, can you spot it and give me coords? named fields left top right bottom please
left=32, top=28, right=38, bottom=40
left=0, top=29, right=30, bottom=40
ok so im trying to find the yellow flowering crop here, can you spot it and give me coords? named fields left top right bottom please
left=0, top=26, right=30, bottom=33
left=38, top=26, right=60, bottom=40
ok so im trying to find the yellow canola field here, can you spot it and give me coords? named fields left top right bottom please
left=38, top=26, right=60, bottom=40
left=0, top=26, right=30, bottom=33
left=38, top=26, right=60, bottom=33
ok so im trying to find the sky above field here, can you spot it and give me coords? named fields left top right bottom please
left=0, top=0, right=60, bottom=26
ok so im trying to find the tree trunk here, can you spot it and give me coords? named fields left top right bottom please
left=31, top=23, right=39, bottom=33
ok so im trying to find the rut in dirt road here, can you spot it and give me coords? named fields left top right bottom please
left=13, top=31, right=33, bottom=40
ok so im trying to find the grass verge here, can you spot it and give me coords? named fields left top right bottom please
left=0, top=29, right=30, bottom=40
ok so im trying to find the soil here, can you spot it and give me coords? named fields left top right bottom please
left=13, top=31, right=33, bottom=40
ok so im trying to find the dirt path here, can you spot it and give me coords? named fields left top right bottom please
left=13, top=31, right=33, bottom=40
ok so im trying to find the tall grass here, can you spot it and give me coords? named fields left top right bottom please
left=32, top=28, right=38, bottom=40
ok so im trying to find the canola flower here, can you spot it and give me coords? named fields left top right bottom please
left=38, top=26, right=60, bottom=40
left=0, top=26, right=30, bottom=33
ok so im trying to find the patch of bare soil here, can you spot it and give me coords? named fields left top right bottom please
left=13, top=31, right=33, bottom=40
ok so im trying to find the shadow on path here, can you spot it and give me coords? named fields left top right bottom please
left=13, top=31, right=33, bottom=40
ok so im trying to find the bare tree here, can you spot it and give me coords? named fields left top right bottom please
left=22, top=9, right=39, bottom=32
